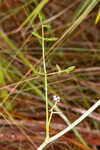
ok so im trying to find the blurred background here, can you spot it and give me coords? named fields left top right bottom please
left=0, top=0, right=100, bottom=150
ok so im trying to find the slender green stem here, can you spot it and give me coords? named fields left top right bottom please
left=42, top=24, right=49, bottom=139
left=48, top=101, right=57, bottom=130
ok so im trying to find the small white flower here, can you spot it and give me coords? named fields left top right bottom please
left=57, top=96, right=60, bottom=102
left=53, top=95, right=57, bottom=101
left=53, top=95, right=60, bottom=102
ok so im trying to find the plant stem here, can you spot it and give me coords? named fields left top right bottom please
left=37, top=139, right=49, bottom=150
left=42, top=24, right=49, bottom=139
left=48, top=101, right=57, bottom=129
left=38, top=100, right=100, bottom=150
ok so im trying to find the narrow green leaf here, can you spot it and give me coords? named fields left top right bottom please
left=56, top=64, right=61, bottom=72
left=32, top=32, right=57, bottom=41
left=45, top=37, right=58, bottom=41
left=64, top=66, right=75, bottom=73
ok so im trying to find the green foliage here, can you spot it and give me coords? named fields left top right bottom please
left=56, top=64, right=75, bottom=74
left=64, top=66, right=75, bottom=73
left=32, top=31, right=58, bottom=41
left=20, top=0, right=49, bottom=29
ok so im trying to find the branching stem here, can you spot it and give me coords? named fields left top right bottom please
left=38, top=100, right=100, bottom=150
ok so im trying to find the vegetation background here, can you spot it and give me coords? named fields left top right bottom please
left=0, top=0, right=100, bottom=150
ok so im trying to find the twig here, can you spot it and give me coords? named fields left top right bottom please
left=38, top=100, right=100, bottom=150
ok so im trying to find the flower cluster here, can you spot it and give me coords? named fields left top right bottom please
left=53, top=95, right=60, bottom=102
